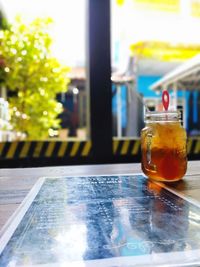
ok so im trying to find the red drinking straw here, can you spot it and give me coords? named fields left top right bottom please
left=162, top=90, right=169, bottom=111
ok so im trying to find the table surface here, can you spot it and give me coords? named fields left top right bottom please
left=0, top=160, right=200, bottom=233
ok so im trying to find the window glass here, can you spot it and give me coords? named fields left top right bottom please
left=0, top=0, right=88, bottom=141
left=111, top=0, right=200, bottom=138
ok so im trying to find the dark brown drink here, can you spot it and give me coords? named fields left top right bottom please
left=141, top=112, right=187, bottom=182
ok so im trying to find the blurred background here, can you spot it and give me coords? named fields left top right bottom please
left=0, top=0, right=200, bottom=166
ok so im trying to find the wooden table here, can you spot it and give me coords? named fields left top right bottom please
left=0, top=160, right=200, bottom=232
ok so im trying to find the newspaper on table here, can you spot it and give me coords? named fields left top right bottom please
left=0, top=174, right=200, bottom=267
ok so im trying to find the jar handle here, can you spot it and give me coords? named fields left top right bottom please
left=146, top=131, right=157, bottom=172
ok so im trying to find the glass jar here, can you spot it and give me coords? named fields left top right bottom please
left=141, top=111, right=187, bottom=182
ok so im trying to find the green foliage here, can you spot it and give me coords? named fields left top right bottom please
left=0, top=17, right=70, bottom=139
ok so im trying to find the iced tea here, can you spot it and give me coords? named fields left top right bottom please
left=141, top=111, right=187, bottom=182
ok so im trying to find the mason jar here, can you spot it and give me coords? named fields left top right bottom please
left=141, top=111, right=187, bottom=182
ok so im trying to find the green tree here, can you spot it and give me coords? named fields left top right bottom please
left=0, top=17, right=70, bottom=139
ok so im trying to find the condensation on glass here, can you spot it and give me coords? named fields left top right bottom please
left=141, top=111, right=187, bottom=182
